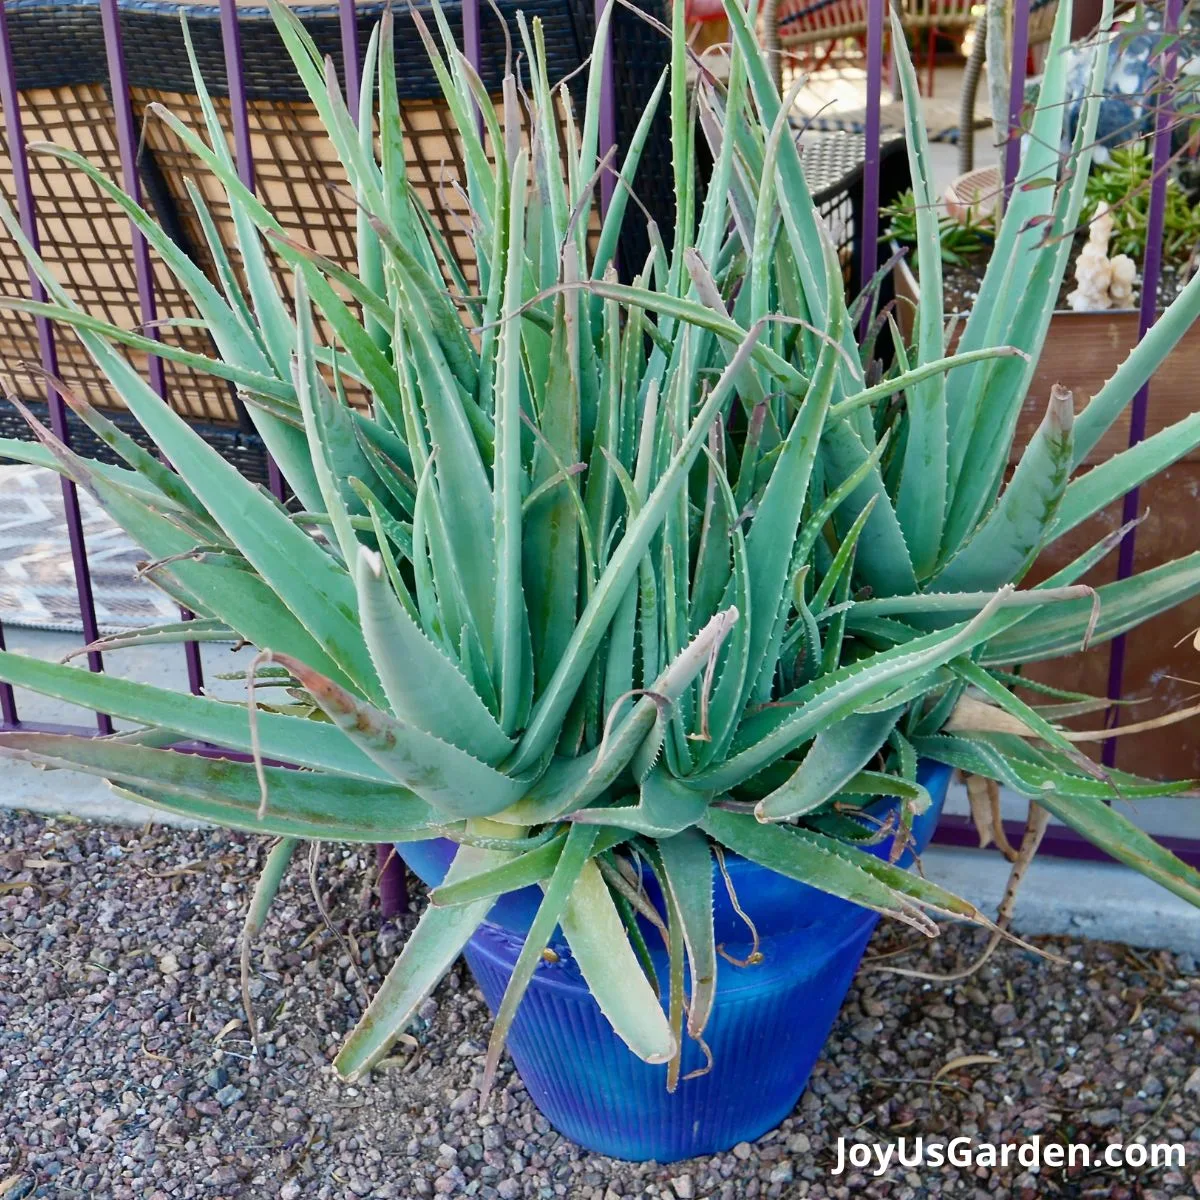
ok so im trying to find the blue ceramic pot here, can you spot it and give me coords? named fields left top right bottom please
left=399, top=761, right=952, bottom=1162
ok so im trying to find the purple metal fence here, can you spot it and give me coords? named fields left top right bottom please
left=1103, top=0, right=1183, bottom=764
left=0, top=0, right=1195, bottom=873
left=0, top=0, right=111, bottom=734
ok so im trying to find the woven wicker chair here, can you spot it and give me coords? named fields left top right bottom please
left=0, top=0, right=673, bottom=476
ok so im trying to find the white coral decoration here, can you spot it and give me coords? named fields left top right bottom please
left=1067, top=201, right=1139, bottom=311
left=1108, top=253, right=1138, bottom=307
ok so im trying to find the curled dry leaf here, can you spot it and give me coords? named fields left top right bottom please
left=933, top=1053, right=1002, bottom=1082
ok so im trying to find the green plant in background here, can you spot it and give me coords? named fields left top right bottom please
left=1084, top=142, right=1200, bottom=266
left=882, top=187, right=994, bottom=267
left=0, top=0, right=1200, bottom=1094
left=1086, top=142, right=1200, bottom=262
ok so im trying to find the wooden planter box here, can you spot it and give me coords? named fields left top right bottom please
left=895, top=255, right=1200, bottom=779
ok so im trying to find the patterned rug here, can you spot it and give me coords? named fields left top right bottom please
left=0, top=464, right=179, bottom=634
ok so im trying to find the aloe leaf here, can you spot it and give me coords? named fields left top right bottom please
left=914, top=733, right=1200, bottom=908
left=292, top=279, right=367, bottom=569
left=980, top=552, right=1200, bottom=664
left=843, top=584, right=1089, bottom=620
left=0, top=436, right=173, bottom=499
left=354, top=548, right=512, bottom=764
left=1071, top=269, right=1200, bottom=465
left=481, top=824, right=600, bottom=1095
left=2, top=418, right=358, bottom=687
left=1029, top=789, right=1200, bottom=908
left=419, top=1, right=496, bottom=235
left=933, top=384, right=1074, bottom=592
left=698, top=590, right=1017, bottom=792
left=572, top=766, right=710, bottom=836
left=28, top=142, right=272, bottom=377
left=946, top=0, right=1080, bottom=453
left=889, top=6, right=947, bottom=577
left=266, top=0, right=385, bottom=214
left=666, top=0, right=693, bottom=303
left=743, top=242, right=843, bottom=700
left=144, top=99, right=406, bottom=427
left=0, top=295, right=290, bottom=404
left=402, top=288, right=498, bottom=634
left=718, top=0, right=846, bottom=346
left=780, top=570, right=823, bottom=687
left=429, top=827, right=627, bottom=907
left=521, top=15, right=570, bottom=253
left=819, top=420, right=917, bottom=598
left=62, top=618, right=232, bottom=660
left=811, top=495, right=877, bottom=613
left=695, top=459, right=752, bottom=763
left=32, top=381, right=212, bottom=524
left=367, top=211, right=477, bottom=393
left=591, top=68, right=668, bottom=300
left=951, top=658, right=1095, bottom=771
left=0, top=649, right=408, bottom=780
left=567, top=279, right=806, bottom=391
left=524, top=298, right=586, bottom=690
left=1051, top=408, right=1200, bottom=541
left=654, top=828, right=717, bottom=1037
left=182, top=176, right=260, bottom=344
left=494, top=147, right=532, bottom=734
left=840, top=770, right=929, bottom=812
left=335, top=844, right=502, bottom=1081
left=944, top=0, right=1111, bottom=547
left=501, top=608, right=739, bottom=826
left=511, top=326, right=765, bottom=771
left=0, top=732, right=434, bottom=840
left=755, top=706, right=904, bottom=822
left=244, top=835, right=299, bottom=940
left=829, top=346, right=1028, bottom=422
left=267, top=654, right=528, bottom=818
left=0, top=192, right=384, bottom=698
left=573, top=0, right=615, bottom=229
left=559, top=859, right=677, bottom=1064
left=701, top=807, right=978, bottom=931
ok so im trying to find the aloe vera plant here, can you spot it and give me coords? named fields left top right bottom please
left=1, top=0, right=1199, bottom=1096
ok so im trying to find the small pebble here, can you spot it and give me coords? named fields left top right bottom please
left=215, top=1084, right=244, bottom=1108
left=992, top=1002, right=1018, bottom=1027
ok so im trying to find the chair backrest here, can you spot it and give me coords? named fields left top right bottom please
left=0, top=0, right=671, bottom=427
left=776, top=0, right=869, bottom=48
left=775, top=0, right=976, bottom=49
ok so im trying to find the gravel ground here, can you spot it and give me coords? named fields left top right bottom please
left=1, top=810, right=1198, bottom=1200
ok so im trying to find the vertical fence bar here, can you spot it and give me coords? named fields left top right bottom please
left=338, top=0, right=360, bottom=117
left=219, top=0, right=254, bottom=193
left=0, top=623, right=17, bottom=727
left=0, top=0, right=111, bottom=734
left=1003, top=0, right=1031, bottom=196
left=218, top=0, right=285, bottom=502
left=100, top=0, right=205, bottom=699
left=1103, top=0, right=1181, bottom=765
left=860, top=0, right=884, bottom=330
left=462, top=0, right=483, bottom=138
left=462, top=0, right=482, bottom=75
